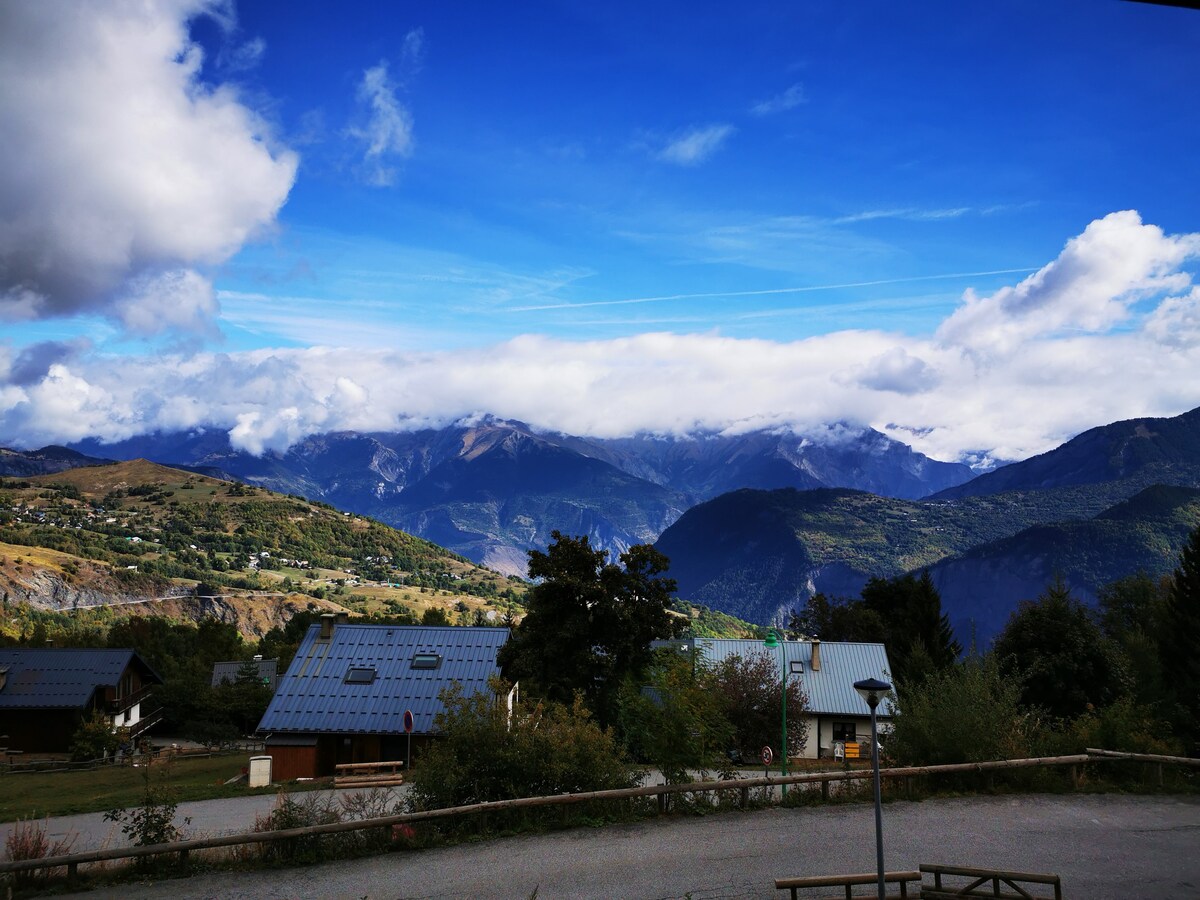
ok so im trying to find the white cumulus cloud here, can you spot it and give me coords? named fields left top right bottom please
left=936, top=211, right=1200, bottom=355
left=1, top=212, right=1198, bottom=466
left=0, top=0, right=297, bottom=335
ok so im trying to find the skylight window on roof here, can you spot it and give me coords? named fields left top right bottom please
left=412, top=653, right=442, bottom=670
left=344, top=667, right=377, bottom=684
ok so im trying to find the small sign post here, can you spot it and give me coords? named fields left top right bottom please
left=760, top=744, right=774, bottom=781
left=404, top=709, right=414, bottom=772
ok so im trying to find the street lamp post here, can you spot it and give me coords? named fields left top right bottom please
left=853, top=676, right=892, bottom=900
left=763, top=629, right=787, bottom=797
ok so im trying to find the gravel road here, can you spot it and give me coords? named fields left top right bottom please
left=50, top=793, right=1200, bottom=899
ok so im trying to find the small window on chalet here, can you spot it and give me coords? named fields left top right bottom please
left=789, top=660, right=804, bottom=674
left=344, top=667, right=377, bottom=684
left=412, top=653, right=442, bottom=670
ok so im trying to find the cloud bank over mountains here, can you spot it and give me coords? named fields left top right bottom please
left=2, top=211, right=1198, bottom=464
left=0, top=3, right=1197, bottom=468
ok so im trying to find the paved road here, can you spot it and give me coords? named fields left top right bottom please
left=56, top=793, right=1200, bottom=899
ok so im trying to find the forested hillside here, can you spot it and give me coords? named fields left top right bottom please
left=0, top=460, right=524, bottom=638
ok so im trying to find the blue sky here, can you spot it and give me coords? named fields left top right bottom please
left=2, top=1, right=1199, bottom=462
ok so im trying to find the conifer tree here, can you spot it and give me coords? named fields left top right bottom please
left=1161, top=525, right=1200, bottom=746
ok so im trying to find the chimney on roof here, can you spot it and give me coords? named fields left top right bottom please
left=319, top=613, right=335, bottom=640
left=335, top=611, right=349, bottom=625
left=45, top=639, right=54, bottom=648
left=810, top=637, right=821, bottom=672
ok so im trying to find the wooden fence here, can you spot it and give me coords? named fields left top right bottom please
left=0, top=743, right=264, bottom=775
left=0, top=748, right=1195, bottom=889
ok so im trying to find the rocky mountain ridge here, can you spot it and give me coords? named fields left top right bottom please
left=55, top=419, right=975, bottom=573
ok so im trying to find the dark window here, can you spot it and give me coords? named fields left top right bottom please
left=833, top=722, right=857, bottom=743
left=412, top=653, right=441, bottom=670
left=344, top=667, right=376, bottom=684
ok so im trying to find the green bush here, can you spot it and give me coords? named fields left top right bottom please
left=69, top=710, right=128, bottom=762
left=1063, top=699, right=1184, bottom=757
left=888, top=654, right=1037, bottom=766
left=252, top=788, right=403, bottom=863
left=617, top=650, right=733, bottom=783
left=409, top=682, right=641, bottom=814
left=708, top=650, right=808, bottom=761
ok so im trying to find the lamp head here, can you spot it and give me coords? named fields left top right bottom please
left=853, top=677, right=892, bottom=709
left=763, top=629, right=781, bottom=649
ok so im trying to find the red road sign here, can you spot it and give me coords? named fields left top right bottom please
left=760, top=745, right=774, bottom=766
left=403, top=709, right=414, bottom=733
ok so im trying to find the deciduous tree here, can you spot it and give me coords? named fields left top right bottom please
left=497, top=532, right=682, bottom=723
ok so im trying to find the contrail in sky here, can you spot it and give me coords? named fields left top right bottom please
left=508, top=267, right=1040, bottom=312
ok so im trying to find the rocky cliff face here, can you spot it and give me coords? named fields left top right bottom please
left=0, top=563, right=332, bottom=639
left=0, top=562, right=186, bottom=611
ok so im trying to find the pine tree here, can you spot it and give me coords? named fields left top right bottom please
left=1161, top=525, right=1200, bottom=747
left=860, top=570, right=960, bottom=686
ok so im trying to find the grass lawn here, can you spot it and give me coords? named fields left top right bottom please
left=0, top=753, right=323, bottom=822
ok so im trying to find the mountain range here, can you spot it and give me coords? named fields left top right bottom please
left=658, top=406, right=1200, bottom=637
left=61, top=420, right=975, bottom=574
left=6, top=405, right=1200, bottom=640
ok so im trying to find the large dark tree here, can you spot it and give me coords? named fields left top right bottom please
left=787, top=573, right=955, bottom=686
left=788, top=573, right=959, bottom=686
left=1160, top=525, right=1200, bottom=747
left=1097, top=572, right=1171, bottom=710
left=498, top=532, right=682, bottom=723
left=992, top=577, right=1128, bottom=720
left=861, top=570, right=960, bottom=686
left=787, top=593, right=885, bottom=643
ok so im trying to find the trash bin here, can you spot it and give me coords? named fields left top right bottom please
left=248, top=755, right=272, bottom=788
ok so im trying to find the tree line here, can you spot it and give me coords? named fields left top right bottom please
left=788, top=524, right=1200, bottom=759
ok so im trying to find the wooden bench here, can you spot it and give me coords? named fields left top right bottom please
left=333, top=760, right=405, bottom=788
left=777, top=866, right=1062, bottom=900
left=919, top=864, right=1062, bottom=900
left=775, top=870, right=922, bottom=899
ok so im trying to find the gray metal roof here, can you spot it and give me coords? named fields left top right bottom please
left=211, top=659, right=279, bottom=691
left=257, top=624, right=510, bottom=736
left=686, top=638, right=895, bottom=717
left=0, top=648, right=161, bottom=710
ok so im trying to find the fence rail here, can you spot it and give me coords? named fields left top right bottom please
left=0, top=743, right=264, bottom=775
left=0, top=748, right=1194, bottom=886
